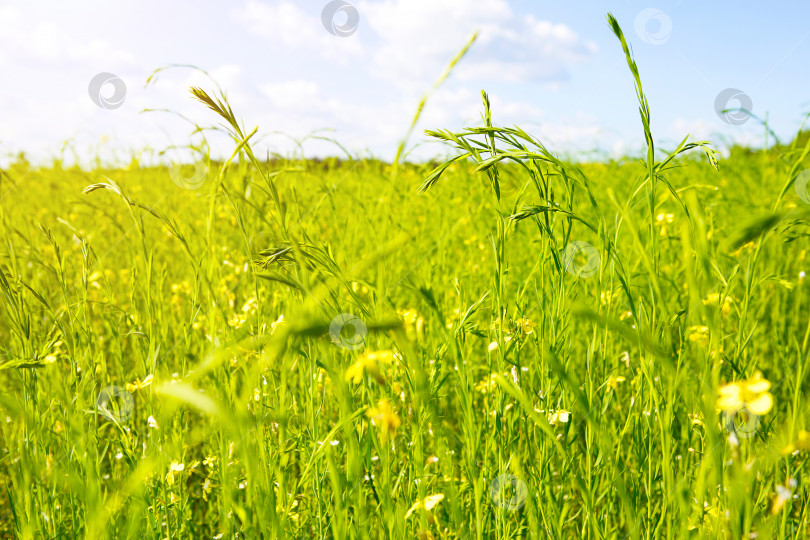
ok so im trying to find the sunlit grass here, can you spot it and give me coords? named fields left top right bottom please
left=1, top=13, right=810, bottom=539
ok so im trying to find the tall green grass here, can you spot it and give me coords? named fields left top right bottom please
left=1, top=13, right=810, bottom=539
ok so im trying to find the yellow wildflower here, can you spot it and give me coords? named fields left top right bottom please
left=126, top=374, right=154, bottom=393
left=703, top=293, right=734, bottom=317
left=88, top=271, right=103, bottom=286
left=166, top=461, right=184, bottom=485
left=686, top=326, right=709, bottom=347
left=344, top=350, right=395, bottom=385
left=606, top=375, right=626, bottom=391
left=366, top=399, right=400, bottom=439
left=547, top=409, right=570, bottom=426
left=445, top=307, right=461, bottom=329
left=399, top=308, right=425, bottom=341
left=514, top=317, right=536, bottom=335
left=392, top=381, right=406, bottom=402
left=228, top=313, right=247, bottom=328
left=656, top=212, right=675, bottom=236
left=404, top=493, right=444, bottom=519
left=716, top=372, right=773, bottom=415
left=475, top=373, right=499, bottom=394
left=241, top=297, right=258, bottom=313
left=656, top=212, right=674, bottom=224
left=351, top=281, right=369, bottom=296
left=492, top=316, right=535, bottom=338
left=170, top=280, right=192, bottom=310
left=688, top=501, right=728, bottom=535
left=782, top=430, right=810, bottom=455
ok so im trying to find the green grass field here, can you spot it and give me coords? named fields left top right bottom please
left=2, top=15, right=810, bottom=539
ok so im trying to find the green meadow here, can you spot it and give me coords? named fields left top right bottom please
left=2, top=15, right=810, bottom=539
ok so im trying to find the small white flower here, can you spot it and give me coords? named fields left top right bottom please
left=727, top=432, right=740, bottom=448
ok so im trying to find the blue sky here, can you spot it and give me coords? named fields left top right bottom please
left=1, top=0, right=809, bottom=166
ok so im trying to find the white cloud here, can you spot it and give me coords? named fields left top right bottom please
left=359, top=0, right=597, bottom=86
left=670, top=118, right=714, bottom=140
left=0, top=0, right=611, bottom=164
left=231, top=0, right=363, bottom=62
left=0, top=6, right=136, bottom=67
left=260, top=80, right=322, bottom=110
left=666, top=118, right=761, bottom=151
left=232, top=0, right=597, bottom=88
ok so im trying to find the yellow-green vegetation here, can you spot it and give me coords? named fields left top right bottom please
left=2, top=14, right=810, bottom=539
